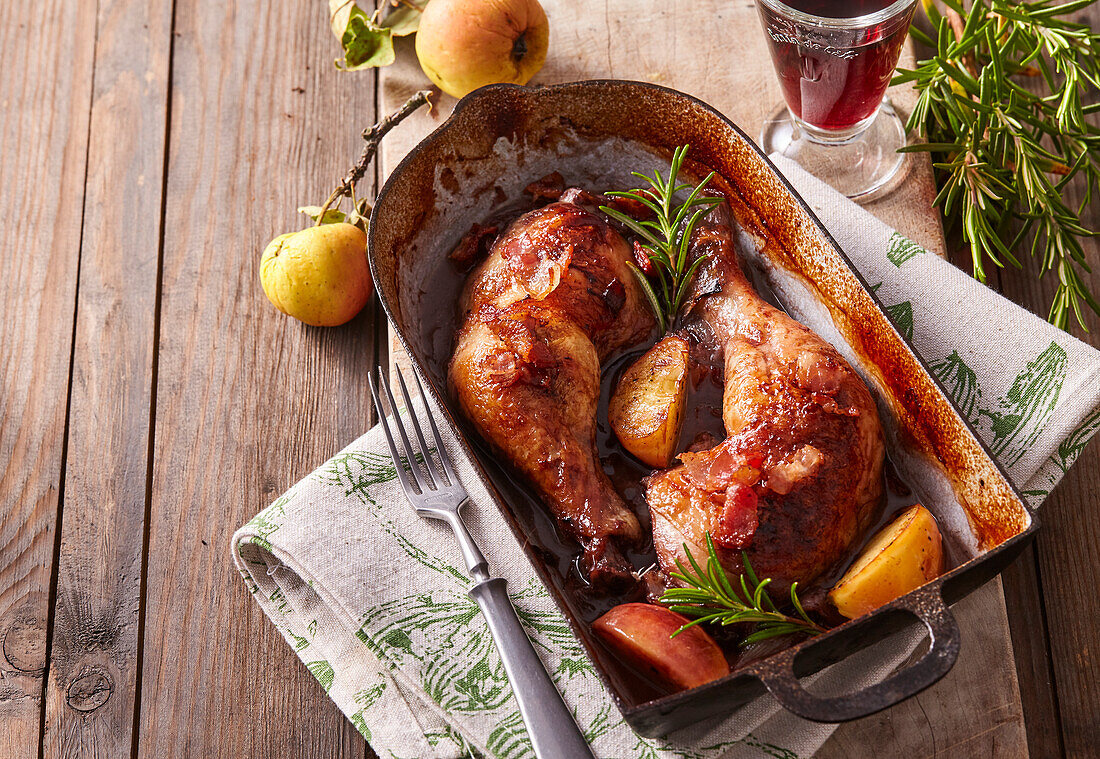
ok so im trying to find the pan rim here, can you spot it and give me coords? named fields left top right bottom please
left=365, top=78, right=1036, bottom=727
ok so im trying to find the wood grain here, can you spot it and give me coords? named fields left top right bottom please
left=999, top=546, right=1064, bottom=758
left=38, top=0, right=172, bottom=755
left=132, top=1, right=377, bottom=757
left=2, top=0, right=1095, bottom=755
left=1033, top=455, right=1100, bottom=757
left=0, top=2, right=97, bottom=757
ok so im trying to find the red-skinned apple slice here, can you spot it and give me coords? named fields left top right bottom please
left=592, top=602, right=730, bottom=692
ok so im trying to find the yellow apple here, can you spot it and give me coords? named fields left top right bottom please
left=414, top=0, right=549, bottom=99
left=829, top=504, right=945, bottom=620
left=259, top=223, right=372, bottom=327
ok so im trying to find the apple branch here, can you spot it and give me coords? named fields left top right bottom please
left=315, top=89, right=434, bottom=226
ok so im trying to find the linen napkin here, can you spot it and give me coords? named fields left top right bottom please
left=233, top=158, right=1100, bottom=759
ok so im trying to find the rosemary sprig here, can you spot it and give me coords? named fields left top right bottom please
left=599, top=146, right=724, bottom=333
left=658, top=534, right=827, bottom=646
left=894, top=0, right=1100, bottom=330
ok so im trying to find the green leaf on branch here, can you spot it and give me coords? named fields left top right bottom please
left=330, top=1, right=396, bottom=71
left=378, top=0, right=431, bottom=36
left=298, top=206, right=347, bottom=225
left=340, top=11, right=395, bottom=70
left=344, top=197, right=373, bottom=229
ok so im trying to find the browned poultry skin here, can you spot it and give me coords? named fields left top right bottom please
left=449, top=201, right=654, bottom=584
left=646, top=203, right=885, bottom=592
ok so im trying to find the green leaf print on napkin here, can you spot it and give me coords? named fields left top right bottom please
left=307, top=659, right=336, bottom=692
left=244, top=494, right=289, bottom=551
left=886, top=232, right=925, bottom=268
left=357, top=592, right=510, bottom=712
left=979, top=341, right=1067, bottom=468
left=930, top=351, right=982, bottom=428
left=425, top=725, right=478, bottom=757
left=319, top=450, right=404, bottom=507
left=487, top=710, right=533, bottom=759
left=1054, top=408, right=1100, bottom=473
left=355, top=584, right=594, bottom=718
left=930, top=343, right=1068, bottom=469
left=884, top=300, right=914, bottom=342
left=868, top=282, right=913, bottom=343
left=350, top=680, right=389, bottom=738
left=509, top=579, right=587, bottom=665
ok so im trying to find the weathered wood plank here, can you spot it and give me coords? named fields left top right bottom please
left=0, top=2, right=97, bottom=757
left=134, top=0, right=376, bottom=756
left=999, top=547, right=1064, bottom=758
left=37, top=0, right=173, bottom=755
left=1032, top=457, right=1100, bottom=755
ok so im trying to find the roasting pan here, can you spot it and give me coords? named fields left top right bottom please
left=366, top=80, right=1035, bottom=736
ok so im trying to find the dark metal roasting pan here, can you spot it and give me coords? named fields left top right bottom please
left=367, top=80, right=1035, bottom=736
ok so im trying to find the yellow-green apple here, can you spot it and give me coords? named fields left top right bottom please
left=414, top=0, right=549, bottom=98
left=259, top=223, right=372, bottom=327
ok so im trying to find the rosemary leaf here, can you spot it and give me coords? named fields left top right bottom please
left=897, top=0, right=1100, bottom=329
left=600, top=145, right=722, bottom=332
left=657, top=534, right=826, bottom=645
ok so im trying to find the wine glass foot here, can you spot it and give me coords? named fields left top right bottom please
left=760, top=99, right=910, bottom=202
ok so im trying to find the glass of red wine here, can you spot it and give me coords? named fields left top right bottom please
left=756, top=0, right=918, bottom=199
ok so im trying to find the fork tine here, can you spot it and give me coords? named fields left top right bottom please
left=368, top=373, right=417, bottom=499
left=411, top=369, right=458, bottom=486
left=394, top=367, right=440, bottom=489
left=377, top=368, right=431, bottom=493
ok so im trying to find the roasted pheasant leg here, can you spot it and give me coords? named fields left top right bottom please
left=646, top=203, right=885, bottom=592
left=449, top=201, right=653, bottom=585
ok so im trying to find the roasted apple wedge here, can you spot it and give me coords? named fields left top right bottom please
left=609, top=335, right=690, bottom=468
left=829, top=504, right=945, bottom=620
left=593, top=602, right=729, bottom=692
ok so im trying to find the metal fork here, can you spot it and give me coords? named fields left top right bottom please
left=368, top=367, right=597, bottom=759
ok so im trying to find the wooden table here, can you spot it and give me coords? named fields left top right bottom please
left=2, top=1, right=1097, bottom=757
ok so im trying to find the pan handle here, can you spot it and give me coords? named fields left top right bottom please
left=752, top=586, right=960, bottom=723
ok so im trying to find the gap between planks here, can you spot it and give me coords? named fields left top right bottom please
left=0, top=1, right=98, bottom=758
left=37, top=0, right=174, bottom=757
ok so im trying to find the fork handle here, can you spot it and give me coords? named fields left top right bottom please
left=468, top=577, right=597, bottom=759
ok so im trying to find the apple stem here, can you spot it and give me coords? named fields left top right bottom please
left=315, top=89, right=434, bottom=227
